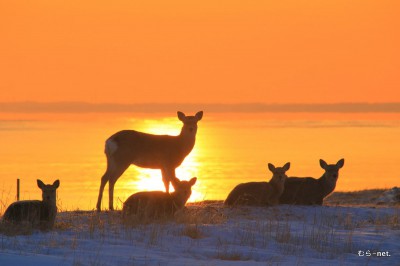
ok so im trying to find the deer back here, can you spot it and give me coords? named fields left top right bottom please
left=123, top=191, right=178, bottom=219
left=280, top=177, right=324, bottom=205
left=225, top=182, right=272, bottom=206
left=123, top=177, right=196, bottom=220
left=3, top=200, right=56, bottom=227
left=107, top=130, right=195, bottom=169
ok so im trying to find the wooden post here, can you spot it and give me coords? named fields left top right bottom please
left=17, top=178, right=20, bottom=201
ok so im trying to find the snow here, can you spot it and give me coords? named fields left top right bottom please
left=377, top=187, right=400, bottom=205
left=1, top=202, right=399, bottom=266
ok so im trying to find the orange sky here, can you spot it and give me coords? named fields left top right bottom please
left=0, top=0, right=399, bottom=104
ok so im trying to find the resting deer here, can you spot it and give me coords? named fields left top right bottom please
left=96, top=111, right=203, bottom=211
left=224, top=162, right=290, bottom=206
left=3, top=179, right=60, bottom=230
left=122, top=177, right=197, bottom=220
left=279, top=158, right=344, bottom=205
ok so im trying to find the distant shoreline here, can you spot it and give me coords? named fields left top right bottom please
left=1, top=102, right=400, bottom=113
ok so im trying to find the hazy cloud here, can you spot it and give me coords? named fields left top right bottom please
left=0, top=120, right=43, bottom=131
left=0, top=102, right=399, bottom=113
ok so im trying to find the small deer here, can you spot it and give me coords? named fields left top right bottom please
left=279, top=158, right=344, bottom=205
left=3, top=179, right=60, bottom=230
left=96, top=111, right=203, bottom=211
left=122, top=177, right=197, bottom=220
left=224, top=162, right=290, bottom=206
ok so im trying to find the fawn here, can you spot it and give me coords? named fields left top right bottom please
left=122, top=177, right=197, bottom=220
left=279, top=158, right=344, bottom=205
left=96, top=111, right=203, bottom=211
left=3, top=179, right=60, bottom=230
left=224, top=162, right=290, bottom=206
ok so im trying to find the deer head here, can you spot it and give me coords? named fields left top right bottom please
left=170, top=177, right=197, bottom=207
left=268, top=162, right=291, bottom=186
left=320, top=158, right=345, bottom=187
left=178, top=111, right=203, bottom=136
left=37, top=179, right=60, bottom=205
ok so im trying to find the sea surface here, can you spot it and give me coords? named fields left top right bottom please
left=0, top=112, right=399, bottom=211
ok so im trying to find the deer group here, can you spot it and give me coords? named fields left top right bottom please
left=94, top=110, right=345, bottom=218
left=2, top=110, right=347, bottom=229
left=225, top=159, right=344, bottom=207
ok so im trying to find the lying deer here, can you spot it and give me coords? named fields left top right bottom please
left=96, top=111, right=203, bottom=211
left=3, top=179, right=60, bottom=230
left=122, top=177, right=197, bottom=220
left=224, top=162, right=290, bottom=206
left=279, top=158, right=344, bottom=205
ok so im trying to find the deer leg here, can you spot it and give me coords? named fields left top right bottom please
left=108, top=179, right=116, bottom=211
left=107, top=164, right=130, bottom=211
left=97, top=155, right=116, bottom=212
left=96, top=173, right=109, bottom=211
left=97, top=161, right=119, bottom=212
left=161, top=168, right=176, bottom=194
left=97, top=158, right=129, bottom=211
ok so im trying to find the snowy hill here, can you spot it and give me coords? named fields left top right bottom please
left=1, top=197, right=399, bottom=266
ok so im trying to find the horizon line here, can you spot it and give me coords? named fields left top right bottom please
left=1, top=101, right=400, bottom=113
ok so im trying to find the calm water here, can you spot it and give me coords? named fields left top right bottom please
left=0, top=112, right=399, bottom=211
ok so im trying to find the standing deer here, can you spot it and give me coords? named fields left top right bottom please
left=122, top=176, right=197, bottom=220
left=96, top=111, right=203, bottom=211
left=224, top=162, right=290, bottom=206
left=279, top=158, right=344, bottom=205
left=3, top=179, right=60, bottom=230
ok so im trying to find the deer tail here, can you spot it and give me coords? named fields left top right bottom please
left=105, top=138, right=118, bottom=156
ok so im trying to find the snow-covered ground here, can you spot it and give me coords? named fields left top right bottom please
left=325, top=187, right=400, bottom=207
left=1, top=198, right=399, bottom=266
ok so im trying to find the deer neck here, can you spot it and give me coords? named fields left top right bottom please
left=270, top=179, right=285, bottom=196
left=42, top=198, right=57, bottom=210
left=171, top=192, right=189, bottom=210
left=178, top=129, right=196, bottom=152
left=41, top=200, right=57, bottom=223
left=319, top=174, right=336, bottom=197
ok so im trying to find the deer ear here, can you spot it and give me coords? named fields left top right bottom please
left=283, top=162, right=291, bottom=171
left=195, top=111, right=203, bottom=121
left=189, top=177, right=197, bottom=186
left=320, top=159, right=328, bottom=169
left=177, top=111, right=186, bottom=122
left=336, top=159, right=345, bottom=168
left=37, top=179, right=45, bottom=189
left=53, top=180, right=60, bottom=188
left=268, top=163, right=275, bottom=172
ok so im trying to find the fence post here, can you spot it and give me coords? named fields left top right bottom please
left=17, top=178, right=20, bottom=201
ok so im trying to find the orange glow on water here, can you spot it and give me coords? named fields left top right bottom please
left=0, top=112, right=399, bottom=212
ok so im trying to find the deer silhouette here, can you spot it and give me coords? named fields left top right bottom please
left=225, top=162, right=290, bottom=206
left=96, top=111, right=203, bottom=211
left=279, top=159, right=344, bottom=205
